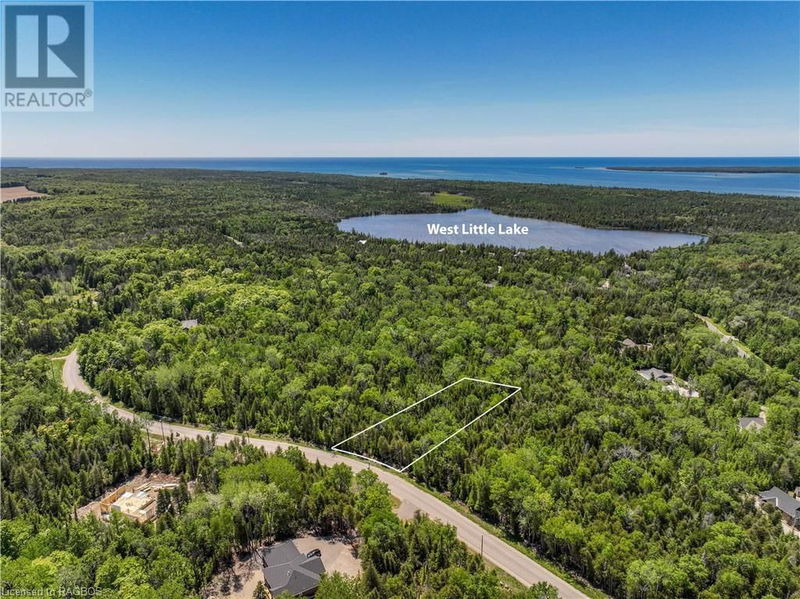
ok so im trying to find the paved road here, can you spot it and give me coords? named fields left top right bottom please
left=62, top=350, right=590, bottom=599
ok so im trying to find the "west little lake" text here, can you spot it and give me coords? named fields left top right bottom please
left=426, top=222, right=529, bottom=236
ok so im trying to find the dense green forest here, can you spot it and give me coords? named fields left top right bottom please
left=1, top=168, right=799, bottom=599
left=1, top=357, right=149, bottom=520
left=1, top=358, right=537, bottom=598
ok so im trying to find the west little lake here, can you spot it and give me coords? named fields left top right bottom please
left=338, top=209, right=706, bottom=254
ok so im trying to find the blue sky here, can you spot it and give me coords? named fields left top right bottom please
left=3, top=1, right=799, bottom=157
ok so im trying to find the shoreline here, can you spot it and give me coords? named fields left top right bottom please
left=3, top=158, right=799, bottom=197
left=3, top=164, right=797, bottom=199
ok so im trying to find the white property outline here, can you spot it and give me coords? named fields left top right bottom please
left=331, top=377, right=522, bottom=473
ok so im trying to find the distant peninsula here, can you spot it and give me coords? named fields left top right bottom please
left=607, top=165, right=800, bottom=174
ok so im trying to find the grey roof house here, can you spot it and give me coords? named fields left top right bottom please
left=262, top=541, right=325, bottom=597
left=738, top=406, right=767, bottom=431
left=758, top=487, right=800, bottom=527
left=636, top=367, right=674, bottom=383
left=620, top=338, right=653, bottom=352
left=738, top=416, right=765, bottom=431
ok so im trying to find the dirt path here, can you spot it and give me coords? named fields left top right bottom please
left=61, top=350, right=591, bottom=598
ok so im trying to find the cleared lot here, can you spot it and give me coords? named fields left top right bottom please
left=1, top=185, right=47, bottom=203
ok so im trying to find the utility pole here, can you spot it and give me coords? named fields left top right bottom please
left=480, top=534, right=484, bottom=559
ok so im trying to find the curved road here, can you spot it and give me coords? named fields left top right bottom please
left=62, top=350, right=589, bottom=599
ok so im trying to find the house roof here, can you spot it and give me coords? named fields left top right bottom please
left=180, top=319, right=198, bottom=329
left=262, top=541, right=325, bottom=596
left=636, top=367, right=674, bottom=382
left=621, top=339, right=653, bottom=350
left=263, top=541, right=303, bottom=567
left=264, top=564, right=320, bottom=596
left=738, top=417, right=765, bottom=430
left=759, top=487, right=800, bottom=518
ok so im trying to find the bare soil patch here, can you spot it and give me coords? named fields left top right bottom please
left=76, top=471, right=182, bottom=520
left=1, top=185, right=47, bottom=203
left=294, top=534, right=362, bottom=577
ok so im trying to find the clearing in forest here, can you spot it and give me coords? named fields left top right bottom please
left=429, top=191, right=475, bottom=209
left=0, top=185, right=47, bottom=203
left=332, top=377, right=521, bottom=473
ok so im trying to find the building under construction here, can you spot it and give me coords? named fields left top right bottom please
left=98, top=479, right=179, bottom=524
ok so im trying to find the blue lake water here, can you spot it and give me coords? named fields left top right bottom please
left=338, top=209, right=706, bottom=255
left=5, top=157, right=799, bottom=196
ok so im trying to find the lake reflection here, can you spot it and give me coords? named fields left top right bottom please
left=338, top=209, right=706, bottom=255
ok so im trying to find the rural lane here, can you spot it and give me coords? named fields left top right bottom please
left=62, top=350, right=590, bottom=599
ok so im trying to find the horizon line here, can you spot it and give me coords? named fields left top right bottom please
left=5, top=155, right=800, bottom=160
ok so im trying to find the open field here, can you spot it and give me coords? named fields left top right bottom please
left=1, top=185, right=47, bottom=203
left=429, top=191, right=475, bottom=208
